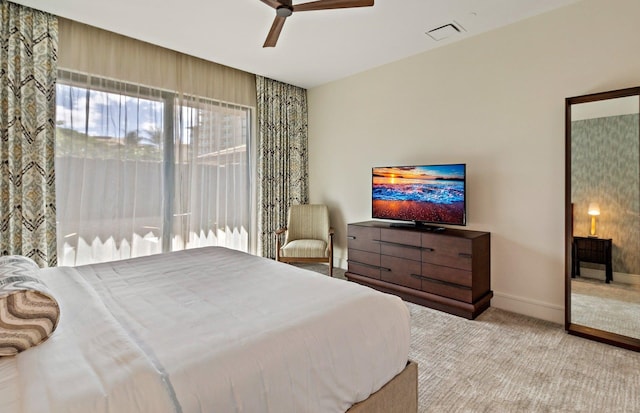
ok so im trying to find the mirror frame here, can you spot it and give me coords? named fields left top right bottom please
left=565, top=86, right=640, bottom=352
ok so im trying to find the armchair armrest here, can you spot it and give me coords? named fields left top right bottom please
left=275, top=227, right=287, bottom=261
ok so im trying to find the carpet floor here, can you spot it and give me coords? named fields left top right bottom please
left=294, top=263, right=640, bottom=412
left=571, top=278, right=640, bottom=340
left=408, top=303, right=639, bottom=412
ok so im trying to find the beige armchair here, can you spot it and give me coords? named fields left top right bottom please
left=275, top=204, right=334, bottom=276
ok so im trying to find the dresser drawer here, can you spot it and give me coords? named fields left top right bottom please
left=380, top=242, right=422, bottom=261
left=347, top=225, right=380, bottom=253
left=380, top=255, right=422, bottom=290
left=420, top=278, right=472, bottom=302
left=348, top=249, right=380, bottom=267
left=379, top=227, right=421, bottom=260
left=421, top=234, right=473, bottom=270
left=381, top=228, right=421, bottom=247
left=421, top=262, right=472, bottom=287
left=347, top=261, right=381, bottom=280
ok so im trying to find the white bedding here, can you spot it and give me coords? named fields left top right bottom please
left=0, top=247, right=410, bottom=413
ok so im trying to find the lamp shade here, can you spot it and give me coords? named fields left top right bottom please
left=587, top=203, right=600, bottom=216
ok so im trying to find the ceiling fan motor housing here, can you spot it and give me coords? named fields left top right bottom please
left=276, top=6, right=293, bottom=17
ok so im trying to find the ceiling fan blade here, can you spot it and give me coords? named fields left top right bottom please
left=293, top=0, right=373, bottom=12
left=263, top=16, right=287, bottom=48
left=260, top=0, right=284, bottom=9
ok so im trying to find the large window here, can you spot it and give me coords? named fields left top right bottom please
left=55, top=71, right=251, bottom=266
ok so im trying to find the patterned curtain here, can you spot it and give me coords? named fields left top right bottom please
left=256, top=76, right=308, bottom=258
left=0, top=2, right=57, bottom=267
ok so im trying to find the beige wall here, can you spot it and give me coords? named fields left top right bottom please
left=306, top=0, right=640, bottom=323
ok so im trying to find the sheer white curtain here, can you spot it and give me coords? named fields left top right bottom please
left=55, top=71, right=252, bottom=266
left=55, top=72, right=166, bottom=265
left=55, top=18, right=256, bottom=266
left=172, top=96, right=250, bottom=252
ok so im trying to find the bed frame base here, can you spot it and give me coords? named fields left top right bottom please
left=346, top=360, right=418, bottom=413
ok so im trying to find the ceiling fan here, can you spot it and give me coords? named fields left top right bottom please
left=259, top=0, right=374, bottom=47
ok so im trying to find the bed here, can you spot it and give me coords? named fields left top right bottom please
left=0, top=247, right=416, bottom=413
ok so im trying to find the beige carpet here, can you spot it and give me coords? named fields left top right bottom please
left=408, top=303, right=640, bottom=412
left=571, top=278, right=640, bottom=340
left=294, top=263, right=640, bottom=412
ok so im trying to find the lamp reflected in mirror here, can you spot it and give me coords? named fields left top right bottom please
left=587, top=202, right=600, bottom=237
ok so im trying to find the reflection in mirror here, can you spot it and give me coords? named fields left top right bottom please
left=568, top=91, right=640, bottom=347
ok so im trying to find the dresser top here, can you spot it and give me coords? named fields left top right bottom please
left=349, top=220, right=490, bottom=239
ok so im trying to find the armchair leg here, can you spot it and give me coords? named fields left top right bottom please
left=329, top=230, right=334, bottom=277
left=275, top=231, right=282, bottom=262
left=328, top=251, right=333, bottom=277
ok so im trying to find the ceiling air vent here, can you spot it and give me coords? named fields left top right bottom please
left=426, top=22, right=464, bottom=41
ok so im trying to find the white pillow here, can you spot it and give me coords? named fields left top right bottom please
left=0, top=255, right=60, bottom=356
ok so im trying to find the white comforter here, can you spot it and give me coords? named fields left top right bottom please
left=0, top=247, right=410, bottom=413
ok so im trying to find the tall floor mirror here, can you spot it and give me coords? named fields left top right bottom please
left=565, top=86, right=640, bottom=351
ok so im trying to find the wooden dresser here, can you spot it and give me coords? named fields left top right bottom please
left=345, top=221, right=492, bottom=319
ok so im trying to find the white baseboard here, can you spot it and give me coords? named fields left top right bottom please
left=487, top=292, right=564, bottom=324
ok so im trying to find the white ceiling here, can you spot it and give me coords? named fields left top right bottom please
left=13, top=0, right=580, bottom=89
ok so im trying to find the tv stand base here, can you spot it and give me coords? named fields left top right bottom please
left=389, top=222, right=445, bottom=232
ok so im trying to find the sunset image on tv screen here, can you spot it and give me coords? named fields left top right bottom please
left=372, top=164, right=465, bottom=225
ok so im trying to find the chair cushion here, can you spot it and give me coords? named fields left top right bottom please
left=280, top=239, right=328, bottom=258
left=284, top=204, right=330, bottom=244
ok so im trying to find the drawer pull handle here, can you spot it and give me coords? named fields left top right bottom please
left=381, top=267, right=392, bottom=272
left=412, top=274, right=471, bottom=289
left=458, top=252, right=472, bottom=258
left=423, top=247, right=435, bottom=252
left=347, top=236, right=356, bottom=240
left=347, top=260, right=380, bottom=270
left=372, top=239, right=422, bottom=250
left=377, top=240, right=422, bottom=250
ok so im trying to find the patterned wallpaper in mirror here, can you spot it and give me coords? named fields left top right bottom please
left=571, top=113, right=640, bottom=275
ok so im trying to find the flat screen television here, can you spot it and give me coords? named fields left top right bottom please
left=372, top=163, right=466, bottom=229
